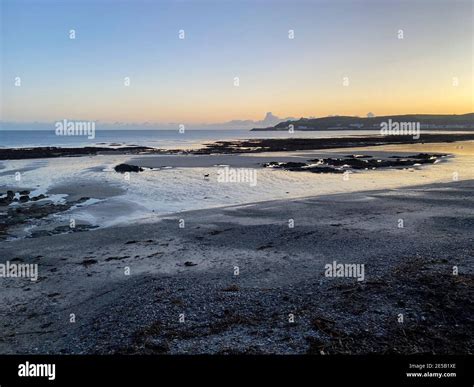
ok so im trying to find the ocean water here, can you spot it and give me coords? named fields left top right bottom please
left=0, top=129, right=382, bottom=149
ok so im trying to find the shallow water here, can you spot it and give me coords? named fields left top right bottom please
left=0, top=141, right=473, bottom=235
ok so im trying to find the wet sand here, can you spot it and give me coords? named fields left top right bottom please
left=3, top=141, right=473, bottom=238
left=0, top=179, right=472, bottom=354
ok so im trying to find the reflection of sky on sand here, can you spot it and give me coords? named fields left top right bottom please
left=0, top=141, right=472, bottom=232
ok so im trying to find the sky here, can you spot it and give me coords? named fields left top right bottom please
left=1, top=0, right=473, bottom=128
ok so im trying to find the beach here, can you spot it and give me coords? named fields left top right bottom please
left=0, top=138, right=473, bottom=354
left=0, top=178, right=472, bottom=354
left=1, top=138, right=474, bottom=236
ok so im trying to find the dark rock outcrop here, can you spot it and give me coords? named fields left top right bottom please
left=0, top=146, right=156, bottom=160
left=114, top=164, right=144, bottom=173
left=264, top=153, right=447, bottom=174
left=19, top=195, right=30, bottom=203
left=31, top=194, right=47, bottom=201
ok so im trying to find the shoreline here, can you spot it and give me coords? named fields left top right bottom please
left=1, top=137, right=472, bottom=354
left=0, top=178, right=472, bottom=354
left=1, top=140, right=474, bottom=240
left=2, top=133, right=474, bottom=160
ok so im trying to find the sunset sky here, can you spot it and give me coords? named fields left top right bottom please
left=1, top=0, right=473, bottom=127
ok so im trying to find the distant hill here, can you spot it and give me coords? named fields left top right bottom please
left=251, top=113, right=474, bottom=131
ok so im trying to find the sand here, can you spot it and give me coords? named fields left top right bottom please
left=2, top=141, right=474, bottom=235
left=0, top=179, right=472, bottom=354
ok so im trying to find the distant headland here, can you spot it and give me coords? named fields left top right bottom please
left=251, top=113, right=474, bottom=131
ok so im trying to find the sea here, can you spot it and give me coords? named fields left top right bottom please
left=0, top=129, right=382, bottom=149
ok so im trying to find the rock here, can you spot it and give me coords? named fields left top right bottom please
left=184, top=261, right=197, bottom=267
left=264, top=161, right=306, bottom=169
left=114, top=164, right=144, bottom=173
left=0, top=146, right=154, bottom=160
left=19, top=195, right=30, bottom=203
left=264, top=152, right=446, bottom=174
left=31, top=194, right=47, bottom=201
left=6, top=190, right=15, bottom=199
left=19, top=190, right=30, bottom=195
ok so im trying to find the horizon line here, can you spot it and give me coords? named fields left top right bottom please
left=1, top=111, right=473, bottom=127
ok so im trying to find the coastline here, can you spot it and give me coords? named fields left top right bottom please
left=1, top=139, right=474, bottom=238
left=2, top=132, right=474, bottom=160
left=0, top=135, right=473, bottom=354
left=0, top=178, right=472, bottom=354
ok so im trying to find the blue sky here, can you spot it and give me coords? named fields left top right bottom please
left=1, top=0, right=472, bottom=128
